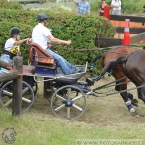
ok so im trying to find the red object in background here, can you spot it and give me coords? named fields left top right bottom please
left=126, top=78, right=129, bottom=84
left=103, top=5, right=110, bottom=20
left=122, top=19, right=131, bottom=45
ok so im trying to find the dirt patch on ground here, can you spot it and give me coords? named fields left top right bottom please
left=23, top=73, right=145, bottom=126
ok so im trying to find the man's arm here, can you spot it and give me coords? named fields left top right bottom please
left=88, top=9, right=90, bottom=14
left=111, top=0, right=121, bottom=8
left=87, top=3, right=90, bottom=14
left=47, top=35, right=71, bottom=45
left=111, top=4, right=119, bottom=8
left=73, top=0, right=78, bottom=4
left=14, top=38, right=30, bottom=45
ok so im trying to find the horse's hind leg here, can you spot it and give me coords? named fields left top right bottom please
left=123, top=63, right=139, bottom=106
left=137, top=87, right=145, bottom=104
left=127, top=92, right=138, bottom=106
left=116, top=85, right=138, bottom=106
left=115, top=78, right=138, bottom=107
left=118, top=80, right=138, bottom=117
left=120, top=66, right=139, bottom=117
left=120, top=91, right=139, bottom=117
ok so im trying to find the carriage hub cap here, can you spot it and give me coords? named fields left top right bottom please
left=65, top=99, right=73, bottom=107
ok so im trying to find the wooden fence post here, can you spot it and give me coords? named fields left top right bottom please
left=12, top=56, right=23, bottom=116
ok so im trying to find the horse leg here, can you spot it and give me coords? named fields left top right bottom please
left=123, top=62, right=140, bottom=106
left=127, top=92, right=138, bottom=106
left=115, top=80, right=139, bottom=117
left=121, top=64, right=139, bottom=117
left=116, top=84, right=138, bottom=106
left=120, top=91, right=139, bottom=117
left=115, top=81, right=138, bottom=106
left=137, top=87, right=145, bottom=104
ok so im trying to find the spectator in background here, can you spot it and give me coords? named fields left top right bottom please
left=98, top=0, right=108, bottom=16
left=142, top=5, right=145, bottom=25
left=110, top=0, right=121, bottom=15
left=73, top=0, right=90, bottom=15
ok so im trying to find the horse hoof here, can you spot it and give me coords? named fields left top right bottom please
left=130, top=108, right=139, bottom=117
left=131, top=111, right=139, bottom=117
left=131, top=99, right=138, bottom=107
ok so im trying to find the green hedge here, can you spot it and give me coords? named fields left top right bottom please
left=0, top=0, right=116, bottom=75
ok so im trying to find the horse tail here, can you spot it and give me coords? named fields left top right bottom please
left=108, top=56, right=126, bottom=76
left=90, top=54, right=102, bottom=72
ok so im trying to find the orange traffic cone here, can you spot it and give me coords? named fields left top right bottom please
left=122, top=19, right=130, bottom=45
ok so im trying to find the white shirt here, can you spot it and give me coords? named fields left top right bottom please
left=111, top=0, right=121, bottom=10
left=32, top=23, right=52, bottom=50
left=4, top=38, right=19, bottom=54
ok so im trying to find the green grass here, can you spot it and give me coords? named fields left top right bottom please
left=0, top=108, right=145, bottom=145
left=0, top=77, right=145, bottom=145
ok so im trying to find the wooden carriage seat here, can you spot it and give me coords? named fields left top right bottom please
left=28, top=42, right=55, bottom=67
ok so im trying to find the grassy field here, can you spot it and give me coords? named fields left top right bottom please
left=0, top=109, right=145, bottom=145
left=0, top=75, right=145, bottom=145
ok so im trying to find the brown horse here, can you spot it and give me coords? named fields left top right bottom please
left=109, top=51, right=145, bottom=110
left=88, top=45, right=144, bottom=117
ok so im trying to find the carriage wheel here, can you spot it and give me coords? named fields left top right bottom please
left=22, top=76, right=38, bottom=96
left=0, top=81, right=34, bottom=113
left=51, top=85, right=86, bottom=120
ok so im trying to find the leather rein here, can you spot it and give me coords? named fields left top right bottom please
left=106, top=51, right=129, bottom=55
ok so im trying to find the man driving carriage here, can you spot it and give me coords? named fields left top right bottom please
left=31, top=12, right=82, bottom=75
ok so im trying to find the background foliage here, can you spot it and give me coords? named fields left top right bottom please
left=0, top=0, right=116, bottom=74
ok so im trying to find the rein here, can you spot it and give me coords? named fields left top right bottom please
left=93, top=78, right=145, bottom=97
left=93, top=76, right=127, bottom=91
left=107, top=51, right=129, bottom=55
left=105, top=84, right=145, bottom=97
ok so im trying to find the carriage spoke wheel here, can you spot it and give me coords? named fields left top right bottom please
left=51, top=85, right=86, bottom=120
left=22, top=76, right=38, bottom=96
left=0, top=80, right=34, bottom=113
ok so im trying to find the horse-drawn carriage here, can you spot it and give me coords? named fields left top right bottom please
left=1, top=44, right=145, bottom=120
left=0, top=41, right=95, bottom=120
